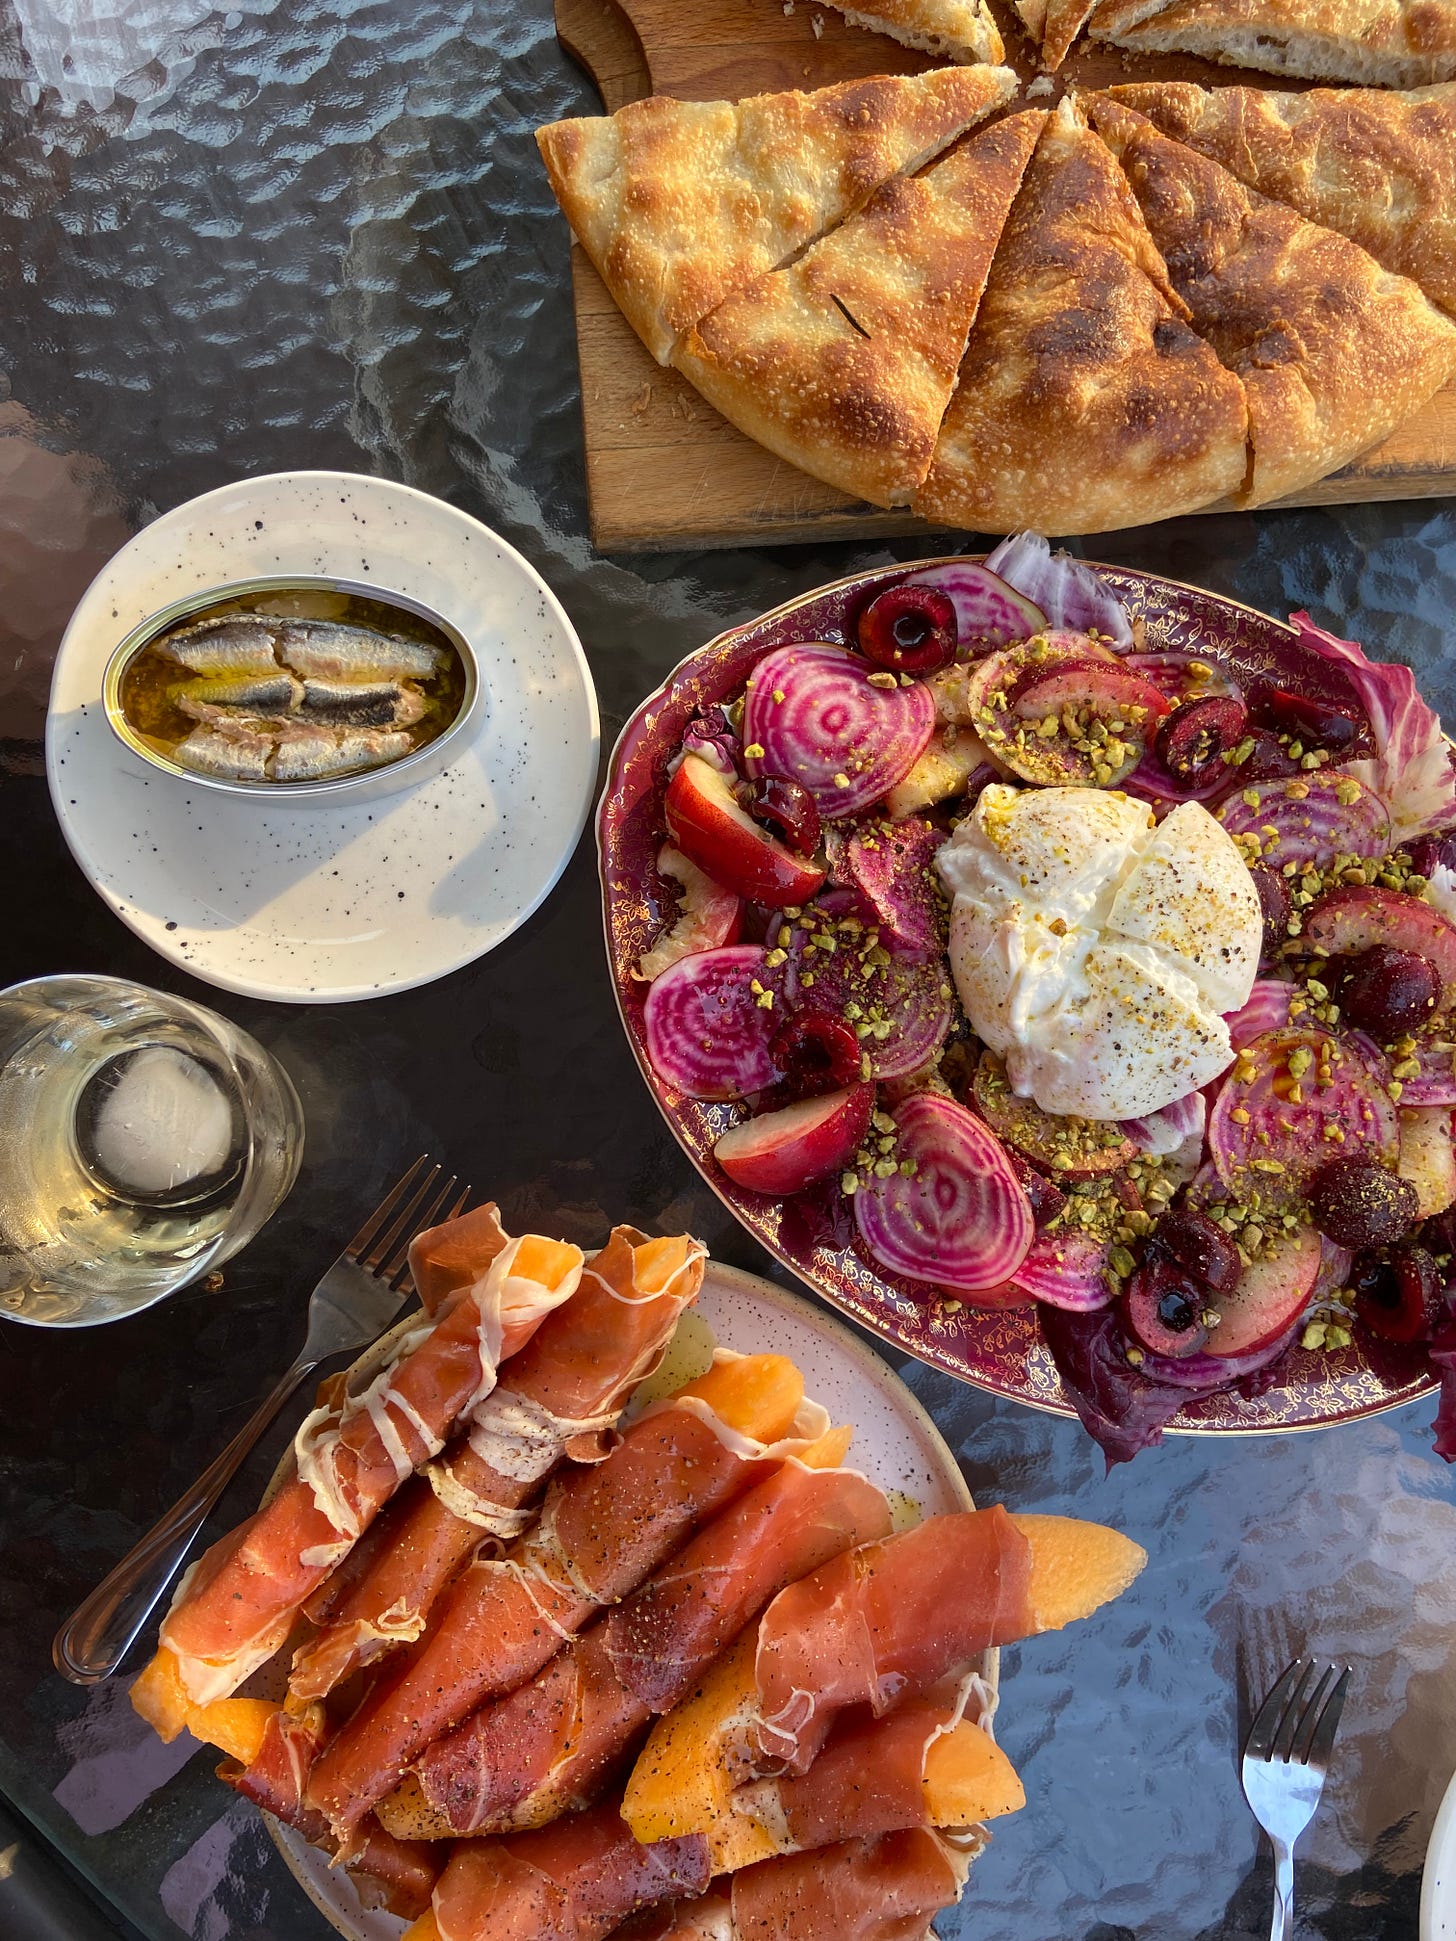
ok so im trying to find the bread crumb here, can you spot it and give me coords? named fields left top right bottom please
left=1027, top=73, right=1054, bottom=96
left=783, top=1, right=794, bottom=11
left=812, top=10, right=824, bottom=32
left=631, top=382, right=652, bottom=416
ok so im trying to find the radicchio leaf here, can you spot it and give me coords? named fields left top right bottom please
left=1038, top=1303, right=1204, bottom=1469
left=1289, top=611, right=1456, bottom=841
left=1431, top=1316, right=1456, bottom=1462
left=984, top=532, right=1134, bottom=649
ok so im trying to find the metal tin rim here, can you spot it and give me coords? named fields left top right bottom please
left=101, top=573, right=479, bottom=799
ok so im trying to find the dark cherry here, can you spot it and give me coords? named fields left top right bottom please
left=1352, top=1244, right=1442, bottom=1344
left=1328, top=945, right=1440, bottom=1039
left=746, top=776, right=822, bottom=858
left=1154, top=696, right=1248, bottom=784
left=1408, top=831, right=1456, bottom=879
left=857, top=585, right=958, bottom=675
left=1248, top=866, right=1293, bottom=962
left=1235, top=729, right=1301, bottom=784
left=769, top=1013, right=863, bottom=1094
left=1308, top=1157, right=1419, bottom=1249
left=1148, top=1205, right=1242, bottom=1294
left=1250, top=685, right=1360, bottom=753
left=1125, top=1257, right=1211, bottom=1358
left=1006, top=1149, right=1067, bottom=1230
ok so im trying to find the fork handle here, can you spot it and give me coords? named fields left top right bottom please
left=52, top=1355, right=318, bottom=1686
left=1268, top=1840, right=1295, bottom=1941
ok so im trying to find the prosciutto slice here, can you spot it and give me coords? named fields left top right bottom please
left=429, top=1801, right=711, bottom=1941
left=222, top=1708, right=440, bottom=1921
left=290, top=1229, right=707, bottom=1702
left=399, top=1460, right=891, bottom=1836
left=306, top=1381, right=828, bottom=1840
left=147, top=1211, right=584, bottom=1708
left=633, top=1830, right=969, bottom=1941
left=752, top=1509, right=1033, bottom=1774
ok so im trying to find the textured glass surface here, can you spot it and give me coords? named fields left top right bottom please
left=2, top=2, right=1456, bottom=1935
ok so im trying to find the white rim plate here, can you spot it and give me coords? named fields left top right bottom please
left=1423, top=1766, right=1456, bottom=1941
left=46, top=472, right=599, bottom=1002
left=268, top=1257, right=976, bottom=1940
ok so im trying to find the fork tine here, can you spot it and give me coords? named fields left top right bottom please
left=1299, top=1667, right=1351, bottom=1773
left=1246, top=1657, right=1306, bottom=1761
left=1271, top=1660, right=1321, bottom=1763
left=1288, top=1665, right=1339, bottom=1764
left=344, top=1155, right=431, bottom=1259
left=376, top=1164, right=462, bottom=1288
left=353, top=1163, right=445, bottom=1273
left=386, top=1182, right=472, bottom=1291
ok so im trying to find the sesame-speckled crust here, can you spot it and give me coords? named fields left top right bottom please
left=824, top=0, right=1005, bottom=63
left=535, top=68, right=1018, bottom=367
left=1091, top=97, right=1456, bottom=509
left=914, top=98, right=1249, bottom=536
left=1103, top=80, right=1456, bottom=319
left=671, top=109, right=1040, bottom=510
left=1088, top=0, right=1456, bottom=87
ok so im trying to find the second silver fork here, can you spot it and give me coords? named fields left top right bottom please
left=52, top=1154, right=468, bottom=1686
left=1241, top=1656, right=1352, bottom=1941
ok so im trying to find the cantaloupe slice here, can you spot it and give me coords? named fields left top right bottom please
left=633, top=1233, right=701, bottom=1294
left=130, top=1648, right=277, bottom=1763
left=623, top=1513, right=1144, bottom=1844
left=678, top=1354, right=805, bottom=1444
left=922, top=1717, right=1026, bottom=1825
left=375, top=1773, right=456, bottom=1842
left=798, top=1423, right=853, bottom=1469
left=1007, top=1514, right=1147, bottom=1632
left=403, top=1914, right=440, bottom=1941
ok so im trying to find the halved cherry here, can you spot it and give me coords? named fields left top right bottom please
left=770, top=1013, right=864, bottom=1094
left=1309, top=1156, right=1418, bottom=1249
left=1154, top=696, right=1247, bottom=784
left=1248, top=866, right=1293, bottom=962
left=1328, top=945, right=1441, bottom=1040
left=1234, top=729, right=1300, bottom=784
left=857, top=585, right=958, bottom=675
left=747, top=775, right=822, bottom=858
left=1124, top=1257, right=1211, bottom=1359
left=1148, top=1206, right=1241, bottom=1294
left=1352, top=1244, right=1442, bottom=1344
left=1250, top=685, right=1360, bottom=754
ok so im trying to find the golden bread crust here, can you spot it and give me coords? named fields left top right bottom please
left=823, top=0, right=1006, bottom=63
left=914, top=98, right=1249, bottom=535
left=1090, top=96, right=1456, bottom=506
left=1089, top=0, right=1456, bottom=87
left=673, top=113, right=1046, bottom=508
left=536, top=67, right=1017, bottom=365
left=1041, top=1, right=1102, bottom=64
left=1104, top=79, right=1456, bottom=318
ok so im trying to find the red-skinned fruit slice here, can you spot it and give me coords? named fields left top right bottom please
left=637, top=845, right=743, bottom=983
left=742, top=643, right=936, bottom=821
left=1216, top=772, right=1391, bottom=870
left=1206, top=1027, right=1399, bottom=1198
left=1202, top=1227, right=1322, bottom=1358
left=854, top=1092, right=1033, bottom=1296
left=1304, top=886, right=1456, bottom=1006
left=665, top=754, right=826, bottom=909
left=714, top=1083, right=875, bottom=1197
left=643, top=944, right=783, bottom=1101
left=1012, top=660, right=1172, bottom=731
left=968, top=637, right=1164, bottom=787
left=971, top=1053, right=1135, bottom=1177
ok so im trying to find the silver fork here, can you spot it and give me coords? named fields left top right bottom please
left=52, top=1154, right=469, bottom=1686
left=1241, top=1657, right=1353, bottom=1941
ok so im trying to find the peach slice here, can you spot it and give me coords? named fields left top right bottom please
left=665, top=754, right=826, bottom=908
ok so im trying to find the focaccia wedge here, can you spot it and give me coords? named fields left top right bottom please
left=1090, top=96, right=1456, bottom=507
left=536, top=66, right=1017, bottom=365
left=1104, top=80, right=1456, bottom=319
left=1011, top=0, right=1050, bottom=40
left=820, top=0, right=1005, bottom=63
left=914, top=97, right=1249, bottom=536
left=672, top=111, right=1045, bottom=508
left=1088, top=0, right=1456, bottom=88
left=1040, top=1, right=1104, bottom=63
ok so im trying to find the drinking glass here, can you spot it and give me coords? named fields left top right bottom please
left=0, top=974, right=304, bottom=1326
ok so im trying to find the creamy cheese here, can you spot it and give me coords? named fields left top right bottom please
left=937, top=785, right=1262, bottom=1120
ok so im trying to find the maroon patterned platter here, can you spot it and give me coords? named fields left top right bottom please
left=597, top=559, right=1439, bottom=1435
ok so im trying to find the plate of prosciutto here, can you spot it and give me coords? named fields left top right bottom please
left=599, top=534, right=1456, bottom=1467
left=125, top=1201, right=1145, bottom=1939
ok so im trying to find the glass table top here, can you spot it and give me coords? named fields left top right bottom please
left=2, top=2, right=1456, bottom=1936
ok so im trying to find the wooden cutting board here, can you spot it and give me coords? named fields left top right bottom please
left=552, top=0, right=1456, bottom=551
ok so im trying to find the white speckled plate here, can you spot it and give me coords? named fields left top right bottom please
left=1423, top=1767, right=1456, bottom=1941
left=267, top=1257, right=975, bottom=1940
left=46, top=473, right=599, bottom=1002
